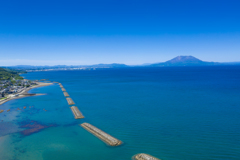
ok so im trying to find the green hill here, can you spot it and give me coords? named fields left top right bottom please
left=0, top=68, right=24, bottom=80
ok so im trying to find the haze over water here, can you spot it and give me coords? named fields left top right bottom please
left=0, top=66, right=240, bottom=160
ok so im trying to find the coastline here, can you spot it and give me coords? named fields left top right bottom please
left=0, top=82, right=53, bottom=106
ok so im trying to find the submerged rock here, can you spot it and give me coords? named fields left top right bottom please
left=19, top=121, right=57, bottom=136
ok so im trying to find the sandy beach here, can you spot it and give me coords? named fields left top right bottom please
left=0, top=82, right=53, bottom=106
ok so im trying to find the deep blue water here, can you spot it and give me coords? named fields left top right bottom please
left=0, top=66, right=240, bottom=160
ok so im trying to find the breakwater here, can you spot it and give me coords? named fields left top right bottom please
left=80, top=123, right=122, bottom=146
left=63, top=92, right=69, bottom=97
left=70, top=106, right=84, bottom=119
left=132, top=153, right=160, bottom=160
left=61, top=88, right=66, bottom=92
left=22, top=93, right=36, bottom=96
left=66, top=98, right=75, bottom=105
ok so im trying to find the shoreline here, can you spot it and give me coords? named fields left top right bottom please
left=0, top=82, right=53, bottom=106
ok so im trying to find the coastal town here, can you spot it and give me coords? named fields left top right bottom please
left=0, top=67, right=53, bottom=106
left=0, top=79, right=36, bottom=99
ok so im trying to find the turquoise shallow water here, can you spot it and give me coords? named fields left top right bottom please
left=0, top=66, right=240, bottom=160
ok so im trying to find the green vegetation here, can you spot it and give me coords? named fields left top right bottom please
left=11, top=80, right=16, bottom=84
left=0, top=67, right=24, bottom=80
left=0, top=97, right=7, bottom=100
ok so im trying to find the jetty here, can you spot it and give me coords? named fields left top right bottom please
left=53, top=81, right=59, bottom=83
left=58, top=83, right=63, bottom=87
left=70, top=106, right=84, bottom=119
left=132, top=153, right=160, bottom=160
left=66, top=98, right=75, bottom=105
left=61, top=88, right=66, bottom=92
left=80, top=123, right=122, bottom=146
left=63, top=92, right=70, bottom=97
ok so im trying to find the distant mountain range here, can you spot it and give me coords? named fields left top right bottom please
left=5, top=63, right=129, bottom=70
left=2, top=56, right=240, bottom=70
left=88, top=63, right=128, bottom=68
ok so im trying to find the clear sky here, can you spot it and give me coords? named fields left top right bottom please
left=0, top=0, right=240, bottom=66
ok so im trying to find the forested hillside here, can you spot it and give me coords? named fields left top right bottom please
left=0, top=68, right=24, bottom=80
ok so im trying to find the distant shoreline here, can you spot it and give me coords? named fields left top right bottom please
left=0, top=82, right=53, bottom=106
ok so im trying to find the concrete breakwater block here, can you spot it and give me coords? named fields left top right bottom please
left=132, top=153, right=160, bottom=160
left=80, top=123, right=122, bottom=146
left=61, top=88, right=66, bottom=92
left=52, top=81, right=59, bottom=83
left=66, top=98, right=75, bottom=105
left=58, top=83, right=63, bottom=88
left=63, top=92, right=70, bottom=97
left=70, top=106, right=84, bottom=119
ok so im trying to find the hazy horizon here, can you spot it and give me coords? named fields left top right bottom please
left=2, top=55, right=240, bottom=67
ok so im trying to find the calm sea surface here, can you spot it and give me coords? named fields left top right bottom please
left=0, top=66, right=240, bottom=160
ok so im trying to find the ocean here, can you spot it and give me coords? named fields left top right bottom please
left=0, top=66, right=240, bottom=160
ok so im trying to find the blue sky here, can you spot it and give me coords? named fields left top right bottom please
left=0, top=0, right=240, bottom=65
